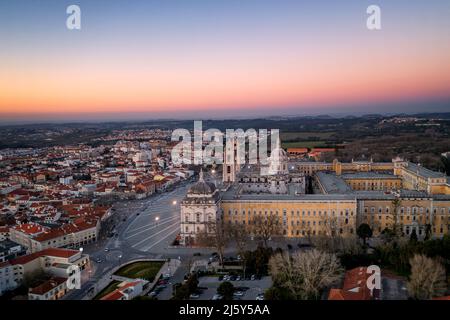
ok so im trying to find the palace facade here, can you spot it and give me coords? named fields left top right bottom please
left=180, top=147, right=450, bottom=244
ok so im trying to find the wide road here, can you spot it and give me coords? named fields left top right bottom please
left=64, top=180, right=194, bottom=300
left=121, top=184, right=187, bottom=253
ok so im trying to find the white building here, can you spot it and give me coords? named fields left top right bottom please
left=0, top=248, right=89, bottom=296
left=59, top=176, right=74, bottom=185
left=100, top=280, right=147, bottom=300
left=10, top=220, right=99, bottom=253
left=180, top=170, right=221, bottom=245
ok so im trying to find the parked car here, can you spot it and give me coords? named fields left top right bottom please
left=212, top=294, right=223, bottom=300
left=250, top=274, right=256, bottom=281
left=218, top=275, right=224, bottom=281
left=189, top=293, right=200, bottom=299
left=256, top=294, right=264, bottom=300
left=149, top=291, right=158, bottom=297
left=95, top=258, right=102, bottom=263
left=104, top=248, right=109, bottom=252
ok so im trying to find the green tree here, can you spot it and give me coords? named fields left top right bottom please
left=424, top=224, right=432, bottom=241
left=410, top=229, right=418, bottom=243
left=173, top=283, right=190, bottom=300
left=185, top=273, right=199, bottom=294
left=440, top=156, right=450, bottom=175
left=264, top=286, right=294, bottom=300
left=217, top=281, right=235, bottom=300
left=356, top=223, right=373, bottom=245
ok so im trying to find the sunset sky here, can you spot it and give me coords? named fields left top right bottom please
left=0, top=0, right=450, bottom=122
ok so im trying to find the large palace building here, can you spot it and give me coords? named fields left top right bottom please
left=180, top=145, right=450, bottom=245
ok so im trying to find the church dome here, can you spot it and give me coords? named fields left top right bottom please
left=188, top=170, right=216, bottom=195
left=268, top=138, right=289, bottom=175
left=271, top=146, right=288, bottom=161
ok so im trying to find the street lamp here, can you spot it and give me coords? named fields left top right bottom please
left=155, top=216, right=160, bottom=226
left=172, top=200, right=177, bottom=205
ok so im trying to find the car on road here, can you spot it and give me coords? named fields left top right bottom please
left=189, top=293, right=200, bottom=299
left=250, top=274, right=256, bottom=281
left=95, top=258, right=102, bottom=263
left=149, top=291, right=158, bottom=297
left=256, top=294, right=264, bottom=300
left=154, top=288, right=163, bottom=294
left=211, top=294, right=223, bottom=300
left=236, top=276, right=241, bottom=281
left=104, top=248, right=109, bottom=252
left=233, top=291, right=244, bottom=297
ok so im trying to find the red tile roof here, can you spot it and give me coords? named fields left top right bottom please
left=5, top=248, right=80, bottom=266
left=328, top=267, right=380, bottom=300
left=433, top=296, right=450, bottom=300
left=12, top=223, right=47, bottom=235
left=101, top=290, right=125, bottom=301
left=33, top=219, right=98, bottom=242
left=29, top=277, right=67, bottom=295
left=100, top=281, right=142, bottom=301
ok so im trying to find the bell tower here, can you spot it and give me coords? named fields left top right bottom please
left=223, top=137, right=238, bottom=183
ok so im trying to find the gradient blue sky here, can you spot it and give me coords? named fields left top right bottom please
left=0, top=0, right=449, bottom=122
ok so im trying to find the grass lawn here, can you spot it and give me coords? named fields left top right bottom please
left=93, top=280, right=121, bottom=300
left=114, top=261, right=165, bottom=282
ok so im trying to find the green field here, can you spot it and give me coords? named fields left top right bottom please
left=280, top=131, right=335, bottom=140
left=282, top=141, right=330, bottom=149
left=114, top=261, right=165, bottom=282
left=93, top=280, right=121, bottom=300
